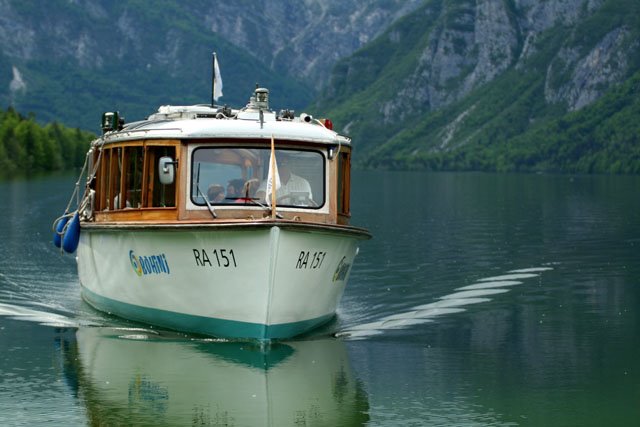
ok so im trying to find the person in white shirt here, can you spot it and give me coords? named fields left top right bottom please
left=257, top=155, right=313, bottom=205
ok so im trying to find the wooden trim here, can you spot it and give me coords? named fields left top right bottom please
left=94, top=208, right=178, bottom=222
left=178, top=143, right=188, bottom=220
left=105, top=140, right=145, bottom=149
left=141, top=145, right=149, bottom=207
left=179, top=207, right=332, bottom=223
left=96, top=149, right=107, bottom=210
left=339, top=149, right=352, bottom=219
left=337, top=212, right=352, bottom=225
left=328, top=151, right=338, bottom=223
left=83, top=218, right=372, bottom=239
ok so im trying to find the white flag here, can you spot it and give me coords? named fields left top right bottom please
left=213, top=54, right=223, bottom=101
left=266, top=140, right=281, bottom=207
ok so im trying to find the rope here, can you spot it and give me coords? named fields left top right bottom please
left=52, top=211, right=75, bottom=235
left=52, top=139, right=104, bottom=233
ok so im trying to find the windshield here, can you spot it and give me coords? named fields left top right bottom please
left=191, top=147, right=324, bottom=209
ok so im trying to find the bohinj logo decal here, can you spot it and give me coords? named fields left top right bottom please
left=129, top=250, right=171, bottom=276
left=332, top=256, right=352, bottom=282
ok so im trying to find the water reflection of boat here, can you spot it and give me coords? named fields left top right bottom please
left=63, top=327, right=369, bottom=426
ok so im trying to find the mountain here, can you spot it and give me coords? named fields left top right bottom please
left=2, top=0, right=638, bottom=174
left=314, top=0, right=640, bottom=172
left=202, top=0, right=423, bottom=89
left=0, top=0, right=420, bottom=132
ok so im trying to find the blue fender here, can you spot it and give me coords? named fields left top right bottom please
left=53, top=215, right=69, bottom=248
left=62, top=212, right=81, bottom=253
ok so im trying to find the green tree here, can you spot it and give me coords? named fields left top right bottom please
left=0, top=107, right=95, bottom=178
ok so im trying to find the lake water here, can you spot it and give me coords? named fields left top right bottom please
left=0, top=171, right=638, bottom=426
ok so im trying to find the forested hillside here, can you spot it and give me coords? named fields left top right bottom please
left=366, top=69, right=640, bottom=173
left=0, top=108, right=93, bottom=177
left=316, top=0, right=640, bottom=173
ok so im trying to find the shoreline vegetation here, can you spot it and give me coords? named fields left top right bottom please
left=0, top=107, right=94, bottom=179
left=360, top=71, right=640, bottom=174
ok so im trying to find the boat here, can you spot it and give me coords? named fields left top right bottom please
left=54, top=81, right=371, bottom=340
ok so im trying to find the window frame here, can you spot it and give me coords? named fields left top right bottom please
left=188, top=144, right=328, bottom=212
left=94, top=141, right=178, bottom=212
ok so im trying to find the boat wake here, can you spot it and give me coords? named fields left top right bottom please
left=0, top=267, right=102, bottom=329
left=335, top=266, right=554, bottom=340
left=0, top=301, right=92, bottom=328
left=0, top=261, right=553, bottom=342
left=0, top=297, right=236, bottom=342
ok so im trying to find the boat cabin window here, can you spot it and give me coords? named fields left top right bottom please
left=146, top=146, right=177, bottom=208
left=122, top=146, right=143, bottom=208
left=95, top=144, right=177, bottom=210
left=191, top=147, right=324, bottom=209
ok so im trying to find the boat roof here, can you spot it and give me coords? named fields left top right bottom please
left=95, top=101, right=351, bottom=147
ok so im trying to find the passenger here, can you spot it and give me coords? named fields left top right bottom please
left=257, top=155, right=313, bottom=204
left=226, top=179, right=246, bottom=200
left=235, top=178, right=260, bottom=203
left=207, top=184, right=225, bottom=203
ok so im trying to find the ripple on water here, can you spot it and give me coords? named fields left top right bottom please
left=456, top=280, right=522, bottom=291
left=0, top=301, right=100, bottom=328
left=336, top=266, right=553, bottom=340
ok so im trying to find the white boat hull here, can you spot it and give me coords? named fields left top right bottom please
left=77, top=224, right=363, bottom=339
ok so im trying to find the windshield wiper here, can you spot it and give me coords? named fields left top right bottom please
left=195, top=163, right=216, bottom=219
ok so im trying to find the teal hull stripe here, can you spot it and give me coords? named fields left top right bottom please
left=81, top=286, right=334, bottom=340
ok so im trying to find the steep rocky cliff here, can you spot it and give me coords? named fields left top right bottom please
left=322, top=0, right=623, bottom=121
left=203, top=0, right=423, bottom=88
left=315, top=0, right=640, bottom=172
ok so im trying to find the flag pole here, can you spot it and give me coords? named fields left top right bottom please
left=270, top=134, right=277, bottom=218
